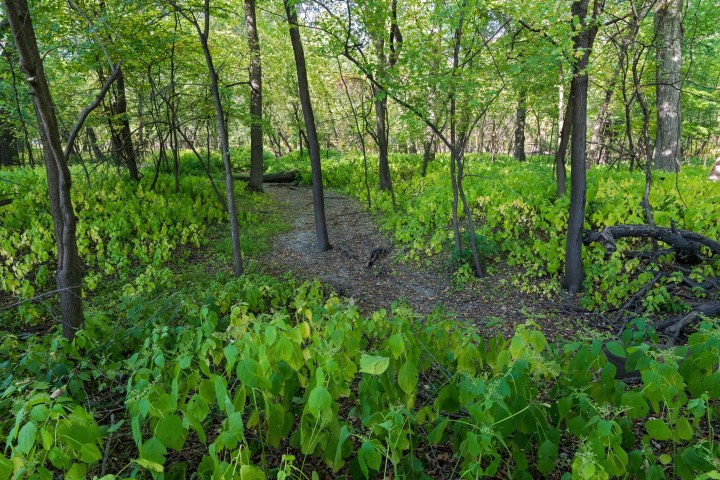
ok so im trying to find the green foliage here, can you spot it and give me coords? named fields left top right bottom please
left=1, top=277, right=719, bottom=478
left=0, top=165, right=277, bottom=323
left=316, top=152, right=720, bottom=311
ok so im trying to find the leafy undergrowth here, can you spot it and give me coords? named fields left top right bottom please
left=305, top=152, right=720, bottom=313
left=2, top=275, right=719, bottom=479
left=0, top=161, right=278, bottom=325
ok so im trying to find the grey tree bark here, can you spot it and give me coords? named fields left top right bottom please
left=245, top=0, right=264, bottom=192
left=653, top=0, right=683, bottom=172
left=3, top=0, right=86, bottom=338
left=564, top=0, right=602, bottom=294
left=284, top=0, right=331, bottom=251
left=513, top=89, right=527, bottom=161
left=170, top=0, right=244, bottom=275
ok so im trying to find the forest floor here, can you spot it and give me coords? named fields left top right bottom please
left=259, top=183, right=607, bottom=342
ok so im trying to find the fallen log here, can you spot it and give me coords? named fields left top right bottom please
left=654, top=303, right=720, bottom=345
left=233, top=170, right=299, bottom=183
left=583, top=224, right=720, bottom=260
left=0, top=198, right=12, bottom=207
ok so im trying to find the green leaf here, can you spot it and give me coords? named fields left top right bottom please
left=29, top=404, right=50, bottom=422
left=140, top=436, right=167, bottom=465
left=156, top=415, right=186, bottom=451
left=239, top=465, right=266, bottom=480
left=333, top=425, right=351, bottom=468
left=358, top=441, right=381, bottom=478
left=16, top=422, right=36, bottom=455
left=606, top=341, right=626, bottom=359
left=428, top=418, right=449, bottom=445
left=134, top=458, right=165, bottom=473
left=236, top=358, right=271, bottom=390
left=645, top=419, right=672, bottom=441
left=621, top=391, right=648, bottom=420
left=387, top=334, right=405, bottom=359
left=0, top=453, right=12, bottom=480
left=224, top=343, right=238, bottom=370
left=538, top=439, right=558, bottom=475
left=359, top=354, right=390, bottom=375
left=80, top=442, right=103, bottom=463
left=307, top=385, right=332, bottom=420
left=675, top=416, right=693, bottom=441
left=398, top=361, right=419, bottom=395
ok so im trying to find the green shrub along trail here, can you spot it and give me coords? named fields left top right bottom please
left=1, top=154, right=719, bottom=479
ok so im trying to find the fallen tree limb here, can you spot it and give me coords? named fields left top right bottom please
left=654, top=303, right=720, bottom=345
left=233, top=170, right=299, bottom=183
left=584, top=224, right=720, bottom=259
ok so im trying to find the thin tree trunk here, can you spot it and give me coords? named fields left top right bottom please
left=588, top=66, right=619, bottom=167
left=654, top=0, right=683, bottom=172
left=284, top=0, right=330, bottom=251
left=171, top=0, right=244, bottom=275
left=245, top=0, right=264, bottom=191
left=3, top=0, right=84, bottom=338
left=113, top=67, right=140, bottom=180
left=565, top=0, right=601, bottom=294
left=373, top=85, right=393, bottom=191
left=514, top=88, right=527, bottom=161
left=421, top=130, right=436, bottom=176
left=0, top=40, right=34, bottom=167
left=86, top=127, right=106, bottom=163
left=555, top=82, right=573, bottom=196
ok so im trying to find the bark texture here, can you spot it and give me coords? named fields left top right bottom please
left=285, top=0, right=331, bottom=251
left=245, top=0, right=264, bottom=192
left=513, top=89, right=527, bottom=161
left=3, top=0, right=84, bottom=338
left=565, top=0, right=601, bottom=294
left=653, top=0, right=683, bottom=172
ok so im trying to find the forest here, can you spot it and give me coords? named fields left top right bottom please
left=1, top=0, right=720, bottom=477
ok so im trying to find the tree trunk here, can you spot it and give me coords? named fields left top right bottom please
left=373, top=84, right=393, bottom=191
left=555, top=82, right=573, bottom=196
left=111, top=67, right=140, bottom=180
left=565, top=0, right=600, bottom=294
left=245, top=0, right=264, bottom=192
left=173, top=0, right=245, bottom=275
left=284, top=0, right=330, bottom=251
left=513, top=89, right=527, bottom=161
left=588, top=66, right=618, bottom=167
left=654, top=0, right=683, bottom=172
left=0, top=116, right=17, bottom=167
left=86, top=127, right=106, bottom=162
left=421, top=130, right=436, bottom=176
left=3, top=0, right=84, bottom=338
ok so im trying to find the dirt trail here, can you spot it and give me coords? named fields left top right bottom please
left=261, top=184, right=600, bottom=340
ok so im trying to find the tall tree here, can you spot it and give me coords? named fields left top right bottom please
left=104, top=66, right=141, bottom=180
left=513, top=88, right=527, bottom=161
left=654, top=0, right=683, bottom=172
left=2, top=0, right=120, bottom=338
left=367, top=0, right=402, bottom=193
left=169, top=0, right=244, bottom=275
left=564, top=0, right=603, bottom=294
left=284, top=0, right=330, bottom=251
left=245, top=0, right=264, bottom=191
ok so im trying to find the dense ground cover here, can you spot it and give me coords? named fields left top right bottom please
left=312, top=153, right=720, bottom=314
left=1, top=156, right=719, bottom=479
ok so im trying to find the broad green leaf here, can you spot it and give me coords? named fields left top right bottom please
left=398, top=361, right=418, bottom=394
left=606, top=341, right=626, bottom=359
left=156, top=415, right=186, bottom=451
left=645, top=419, right=672, bottom=441
left=359, top=354, right=390, bottom=375
left=675, top=416, right=693, bottom=441
left=16, top=422, right=36, bottom=455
